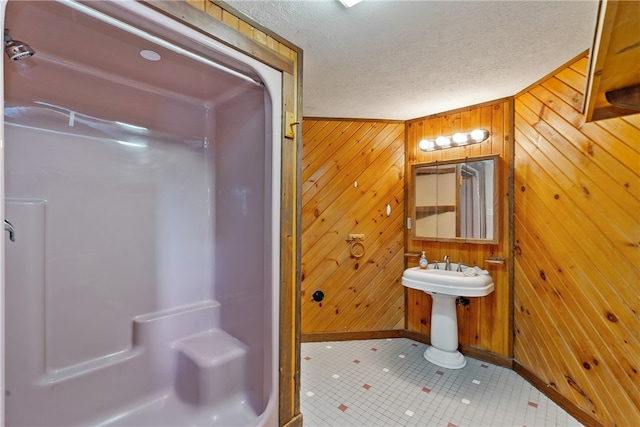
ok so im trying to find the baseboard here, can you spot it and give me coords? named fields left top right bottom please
left=513, top=362, right=603, bottom=427
left=301, top=330, right=405, bottom=342
left=401, top=329, right=431, bottom=345
left=459, top=344, right=512, bottom=368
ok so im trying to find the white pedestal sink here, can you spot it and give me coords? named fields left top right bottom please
left=402, top=263, right=494, bottom=369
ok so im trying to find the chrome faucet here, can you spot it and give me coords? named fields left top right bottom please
left=4, top=219, right=15, bottom=242
left=444, top=255, right=451, bottom=271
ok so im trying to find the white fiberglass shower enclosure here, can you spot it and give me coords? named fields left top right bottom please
left=0, top=1, right=281, bottom=425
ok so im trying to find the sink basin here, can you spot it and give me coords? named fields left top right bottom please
left=402, top=262, right=495, bottom=369
left=402, top=263, right=494, bottom=297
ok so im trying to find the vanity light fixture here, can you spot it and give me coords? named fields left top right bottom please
left=418, top=129, right=490, bottom=152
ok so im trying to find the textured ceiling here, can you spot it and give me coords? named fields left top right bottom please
left=225, top=0, right=598, bottom=120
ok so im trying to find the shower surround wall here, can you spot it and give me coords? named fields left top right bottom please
left=1, top=0, right=280, bottom=425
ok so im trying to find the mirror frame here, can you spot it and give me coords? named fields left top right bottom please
left=410, top=154, right=500, bottom=244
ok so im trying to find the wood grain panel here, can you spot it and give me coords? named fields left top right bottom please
left=301, top=120, right=405, bottom=333
left=514, top=55, right=640, bottom=427
left=405, top=99, right=513, bottom=357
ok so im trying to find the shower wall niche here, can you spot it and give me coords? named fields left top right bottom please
left=1, top=1, right=281, bottom=425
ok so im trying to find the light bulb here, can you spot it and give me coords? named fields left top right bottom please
left=419, top=139, right=435, bottom=151
left=435, top=136, right=450, bottom=147
left=452, top=133, right=468, bottom=144
left=470, top=129, right=488, bottom=142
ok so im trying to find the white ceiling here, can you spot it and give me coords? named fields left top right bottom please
left=225, top=0, right=599, bottom=120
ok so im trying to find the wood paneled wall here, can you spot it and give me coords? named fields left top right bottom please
left=405, top=100, right=513, bottom=357
left=301, top=120, right=405, bottom=334
left=513, top=55, right=640, bottom=426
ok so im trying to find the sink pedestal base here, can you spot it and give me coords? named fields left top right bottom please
left=425, top=293, right=466, bottom=369
left=424, top=346, right=466, bottom=369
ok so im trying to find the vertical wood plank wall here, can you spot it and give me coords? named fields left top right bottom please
left=164, top=2, right=303, bottom=426
left=301, top=120, right=405, bottom=334
left=405, top=100, right=513, bottom=357
left=513, top=56, right=640, bottom=426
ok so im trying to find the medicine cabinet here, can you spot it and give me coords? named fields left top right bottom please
left=410, top=154, right=499, bottom=244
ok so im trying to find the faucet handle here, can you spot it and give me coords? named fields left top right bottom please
left=443, top=255, right=451, bottom=271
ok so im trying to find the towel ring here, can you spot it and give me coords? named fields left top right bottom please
left=349, top=239, right=365, bottom=258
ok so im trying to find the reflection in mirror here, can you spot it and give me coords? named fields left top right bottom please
left=411, top=155, right=499, bottom=244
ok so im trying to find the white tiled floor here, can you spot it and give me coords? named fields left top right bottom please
left=300, top=338, right=584, bottom=427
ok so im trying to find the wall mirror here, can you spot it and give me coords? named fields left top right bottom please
left=411, top=154, right=499, bottom=244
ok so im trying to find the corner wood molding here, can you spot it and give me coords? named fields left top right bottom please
left=302, top=330, right=602, bottom=426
